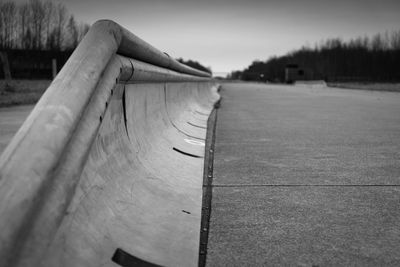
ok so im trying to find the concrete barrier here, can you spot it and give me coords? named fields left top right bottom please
left=0, top=20, right=219, bottom=267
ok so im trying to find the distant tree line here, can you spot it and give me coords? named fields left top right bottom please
left=0, top=0, right=89, bottom=51
left=177, top=58, right=212, bottom=74
left=229, top=30, right=400, bottom=82
left=0, top=0, right=90, bottom=79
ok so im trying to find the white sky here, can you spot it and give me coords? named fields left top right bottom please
left=14, top=0, right=400, bottom=75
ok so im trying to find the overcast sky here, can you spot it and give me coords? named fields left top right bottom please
left=25, top=0, right=400, bottom=75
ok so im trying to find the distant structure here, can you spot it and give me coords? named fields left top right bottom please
left=285, top=64, right=304, bottom=84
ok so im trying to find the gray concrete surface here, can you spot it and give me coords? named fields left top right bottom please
left=0, top=105, right=33, bottom=155
left=207, top=83, right=400, bottom=266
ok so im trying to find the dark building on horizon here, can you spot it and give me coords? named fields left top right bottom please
left=285, top=64, right=314, bottom=83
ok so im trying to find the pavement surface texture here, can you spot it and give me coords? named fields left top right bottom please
left=0, top=105, right=33, bottom=155
left=206, top=83, right=400, bottom=266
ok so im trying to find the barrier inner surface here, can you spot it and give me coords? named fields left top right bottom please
left=42, top=82, right=217, bottom=266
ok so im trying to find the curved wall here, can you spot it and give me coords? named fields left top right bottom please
left=0, top=20, right=219, bottom=267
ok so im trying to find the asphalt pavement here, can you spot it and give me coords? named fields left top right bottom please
left=206, top=83, right=400, bottom=266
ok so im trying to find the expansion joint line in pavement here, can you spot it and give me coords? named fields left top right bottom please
left=198, top=108, right=218, bottom=267
left=212, top=184, right=400, bottom=187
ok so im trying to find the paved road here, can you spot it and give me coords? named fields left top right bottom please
left=0, top=105, right=34, bottom=155
left=207, top=83, right=400, bottom=266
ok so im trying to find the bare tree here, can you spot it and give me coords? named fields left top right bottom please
left=0, top=2, right=4, bottom=48
left=390, top=30, right=400, bottom=50
left=371, top=33, right=384, bottom=51
left=66, top=15, right=78, bottom=49
left=29, top=0, right=46, bottom=50
left=43, top=0, right=54, bottom=49
left=54, top=3, right=67, bottom=50
left=0, top=2, right=18, bottom=49
left=77, top=22, right=90, bottom=43
left=19, top=3, right=31, bottom=49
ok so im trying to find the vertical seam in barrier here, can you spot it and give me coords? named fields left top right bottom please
left=187, top=121, right=207, bottom=129
left=128, top=59, right=135, bottom=81
left=172, top=147, right=203, bottom=158
left=122, top=85, right=130, bottom=140
left=198, top=108, right=218, bottom=267
left=112, top=248, right=161, bottom=267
